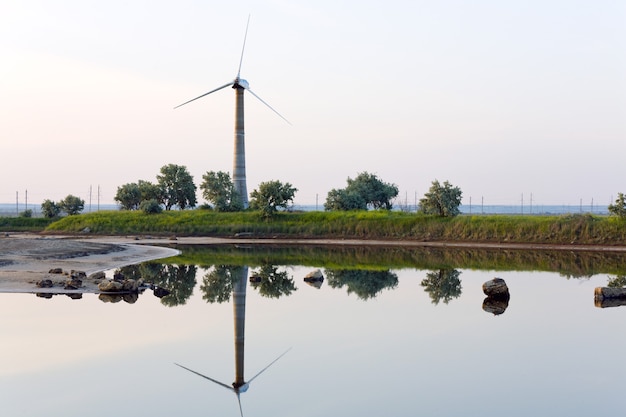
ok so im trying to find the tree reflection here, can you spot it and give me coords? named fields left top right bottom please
left=120, top=263, right=197, bottom=306
left=325, top=269, right=398, bottom=300
left=607, top=275, right=626, bottom=288
left=249, top=264, right=297, bottom=299
left=200, top=265, right=245, bottom=304
left=420, top=269, right=462, bottom=305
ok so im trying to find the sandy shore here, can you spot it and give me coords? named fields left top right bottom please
left=0, top=234, right=180, bottom=294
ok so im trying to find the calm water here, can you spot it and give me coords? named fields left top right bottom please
left=1, top=251, right=625, bottom=416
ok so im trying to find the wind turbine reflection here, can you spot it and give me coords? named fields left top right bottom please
left=175, top=266, right=291, bottom=416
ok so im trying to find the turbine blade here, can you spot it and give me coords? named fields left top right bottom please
left=247, top=347, right=292, bottom=384
left=246, top=88, right=292, bottom=125
left=237, top=392, right=244, bottom=417
left=174, top=363, right=234, bottom=392
left=174, top=81, right=234, bottom=109
left=237, top=15, right=251, bottom=79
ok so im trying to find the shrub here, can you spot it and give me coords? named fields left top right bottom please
left=140, top=199, right=163, bottom=214
left=19, top=209, right=33, bottom=218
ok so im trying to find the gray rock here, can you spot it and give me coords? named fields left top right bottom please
left=304, top=269, right=324, bottom=282
left=483, top=278, right=510, bottom=299
left=65, top=278, right=82, bottom=290
left=122, top=279, right=139, bottom=292
left=89, top=271, right=106, bottom=280
left=98, top=280, right=123, bottom=292
left=37, top=279, right=54, bottom=288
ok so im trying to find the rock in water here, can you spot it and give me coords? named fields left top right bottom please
left=65, top=278, right=82, bottom=290
left=304, top=269, right=324, bottom=282
left=594, top=287, right=626, bottom=308
left=483, top=278, right=510, bottom=299
left=98, top=280, right=123, bottom=292
left=36, top=279, right=54, bottom=288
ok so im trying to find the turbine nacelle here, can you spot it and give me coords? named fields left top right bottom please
left=233, top=78, right=249, bottom=90
left=234, top=382, right=250, bottom=393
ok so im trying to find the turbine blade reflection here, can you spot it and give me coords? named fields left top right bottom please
left=174, top=363, right=234, bottom=391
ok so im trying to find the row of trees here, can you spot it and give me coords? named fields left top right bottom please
left=323, top=172, right=463, bottom=217
left=114, top=164, right=299, bottom=218
left=115, top=165, right=462, bottom=217
left=39, top=163, right=461, bottom=218
left=41, top=195, right=85, bottom=218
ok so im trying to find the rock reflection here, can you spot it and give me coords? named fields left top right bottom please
left=303, top=269, right=324, bottom=289
left=420, top=269, right=462, bottom=305
left=177, top=265, right=290, bottom=416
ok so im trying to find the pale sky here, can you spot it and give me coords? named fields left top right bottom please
left=1, top=0, right=625, bottom=208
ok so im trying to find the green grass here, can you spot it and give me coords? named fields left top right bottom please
left=0, top=217, right=55, bottom=232
left=39, top=210, right=626, bottom=246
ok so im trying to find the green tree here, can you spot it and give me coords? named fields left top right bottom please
left=249, top=180, right=297, bottom=218
left=608, top=193, right=626, bottom=218
left=138, top=180, right=163, bottom=203
left=115, top=183, right=142, bottom=210
left=420, top=269, right=462, bottom=305
left=157, top=164, right=197, bottom=210
left=59, top=194, right=85, bottom=215
left=200, top=171, right=243, bottom=212
left=325, top=172, right=398, bottom=211
left=115, top=180, right=163, bottom=210
left=419, top=180, right=463, bottom=217
left=41, top=199, right=61, bottom=218
left=324, top=188, right=367, bottom=211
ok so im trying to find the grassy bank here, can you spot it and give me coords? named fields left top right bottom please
left=43, top=210, right=626, bottom=246
left=0, top=217, right=55, bottom=232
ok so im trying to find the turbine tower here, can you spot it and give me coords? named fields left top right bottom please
left=175, top=266, right=291, bottom=416
left=175, top=16, right=289, bottom=208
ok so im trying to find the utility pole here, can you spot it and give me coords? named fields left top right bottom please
left=15, top=191, right=18, bottom=216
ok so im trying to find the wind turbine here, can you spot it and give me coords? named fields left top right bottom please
left=175, top=348, right=291, bottom=417
left=174, top=16, right=290, bottom=208
left=175, top=266, right=291, bottom=416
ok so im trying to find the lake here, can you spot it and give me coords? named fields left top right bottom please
left=1, top=245, right=625, bottom=416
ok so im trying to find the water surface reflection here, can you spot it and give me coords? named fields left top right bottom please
left=176, top=266, right=290, bottom=416
left=1, top=245, right=626, bottom=416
